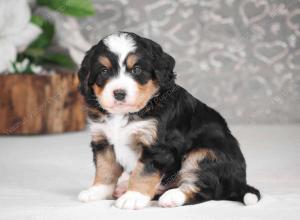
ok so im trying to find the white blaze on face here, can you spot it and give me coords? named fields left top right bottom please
left=100, top=33, right=139, bottom=113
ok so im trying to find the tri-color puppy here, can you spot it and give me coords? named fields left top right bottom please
left=77, top=32, right=260, bottom=209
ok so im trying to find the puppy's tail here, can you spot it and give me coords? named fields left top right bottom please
left=238, top=183, right=261, bottom=206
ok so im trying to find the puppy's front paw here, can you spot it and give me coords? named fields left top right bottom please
left=78, top=184, right=114, bottom=202
left=158, top=188, right=186, bottom=208
left=115, top=191, right=150, bottom=209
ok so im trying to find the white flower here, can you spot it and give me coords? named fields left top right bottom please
left=18, top=58, right=30, bottom=72
left=30, top=64, right=42, bottom=74
left=8, top=58, right=43, bottom=74
left=0, top=0, right=41, bottom=73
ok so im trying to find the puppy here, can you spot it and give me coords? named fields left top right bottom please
left=77, top=32, right=260, bottom=209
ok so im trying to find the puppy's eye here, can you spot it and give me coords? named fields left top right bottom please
left=132, top=65, right=142, bottom=75
left=100, top=68, right=109, bottom=77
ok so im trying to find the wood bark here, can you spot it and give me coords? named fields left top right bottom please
left=0, top=71, right=86, bottom=134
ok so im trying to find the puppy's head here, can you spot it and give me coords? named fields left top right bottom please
left=78, top=32, right=175, bottom=114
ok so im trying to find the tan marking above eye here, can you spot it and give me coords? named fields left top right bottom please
left=98, top=56, right=112, bottom=69
left=126, top=53, right=139, bottom=69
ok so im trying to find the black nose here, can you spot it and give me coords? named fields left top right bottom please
left=113, top=89, right=126, bottom=101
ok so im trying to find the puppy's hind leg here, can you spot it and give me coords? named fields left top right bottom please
left=159, top=148, right=217, bottom=207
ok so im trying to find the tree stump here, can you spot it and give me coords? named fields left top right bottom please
left=0, top=71, right=86, bottom=135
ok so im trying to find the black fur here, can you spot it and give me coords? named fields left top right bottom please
left=90, top=140, right=110, bottom=164
left=137, top=84, right=260, bottom=204
left=129, top=32, right=176, bottom=89
left=78, top=32, right=260, bottom=205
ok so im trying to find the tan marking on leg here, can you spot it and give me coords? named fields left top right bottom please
left=88, top=108, right=108, bottom=142
left=179, top=184, right=200, bottom=202
left=91, top=132, right=106, bottom=144
left=182, top=148, right=217, bottom=170
left=128, top=162, right=161, bottom=198
left=93, top=146, right=123, bottom=186
left=179, top=148, right=217, bottom=202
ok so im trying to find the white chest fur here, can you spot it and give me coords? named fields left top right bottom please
left=89, top=114, right=157, bottom=173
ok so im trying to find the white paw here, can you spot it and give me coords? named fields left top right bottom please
left=78, top=184, right=114, bottom=202
left=158, top=188, right=186, bottom=208
left=115, top=191, right=150, bottom=210
left=243, top=193, right=259, bottom=206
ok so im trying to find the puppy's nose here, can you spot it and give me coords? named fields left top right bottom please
left=113, top=89, right=126, bottom=101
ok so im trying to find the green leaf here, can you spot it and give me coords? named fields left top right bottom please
left=36, top=0, right=94, bottom=17
left=21, top=48, right=46, bottom=65
left=24, top=48, right=45, bottom=58
left=41, top=53, right=76, bottom=69
left=31, top=15, right=45, bottom=27
left=30, top=15, right=54, bottom=49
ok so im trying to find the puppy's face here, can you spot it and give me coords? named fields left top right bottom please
left=79, top=32, right=175, bottom=114
left=93, top=34, right=158, bottom=114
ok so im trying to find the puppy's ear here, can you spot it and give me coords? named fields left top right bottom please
left=78, top=45, right=99, bottom=107
left=78, top=46, right=94, bottom=96
left=142, top=38, right=176, bottom=89
left=154, top=51, right=176, bottom=89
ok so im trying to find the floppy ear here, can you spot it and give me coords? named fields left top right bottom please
left=78, top=47, right=92, bottom=95
left=154, top=51, right=176, bottom=89
left=142, top=38, right=176, bottom=89
left=78, top=45, right=99, bottom=108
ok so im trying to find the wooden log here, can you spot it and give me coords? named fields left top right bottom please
left=0, top=71, right=86, bottom=135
